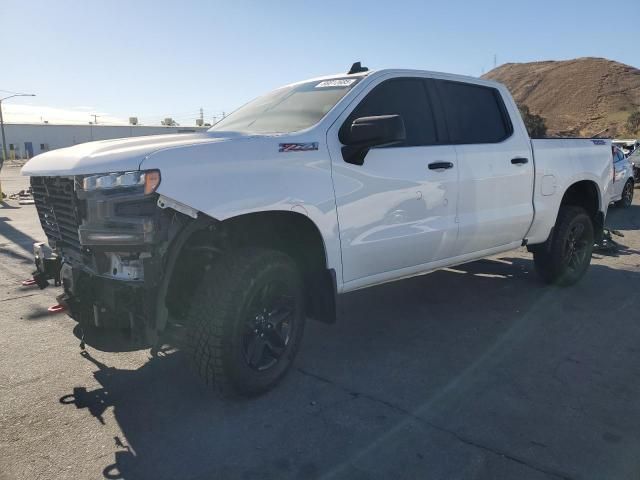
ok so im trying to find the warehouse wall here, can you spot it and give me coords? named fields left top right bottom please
left=1, top=124, right=208, bottom=159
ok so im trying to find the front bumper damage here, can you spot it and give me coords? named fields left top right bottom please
left=59, top=252, right=163, bottom=335
left=30, top=175, right=192, bottom=349
left=30, top=243, right=167, bottom=349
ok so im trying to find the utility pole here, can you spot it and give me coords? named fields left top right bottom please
left=0, top=102, right=6, bottom=167
left=90, top=114, right=99, bottom=125
left=494, top=54, right=497, bottom=69
left=0, top=92, right=36, bottom=202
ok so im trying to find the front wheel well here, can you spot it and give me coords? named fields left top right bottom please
left=164, top=211, right=337, bottom=325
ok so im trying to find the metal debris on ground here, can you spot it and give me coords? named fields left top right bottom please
left=594, top=228, right=624, bottom=253
left=8, top=187, right=35, bottom=205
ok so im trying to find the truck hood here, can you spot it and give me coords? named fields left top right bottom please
left=21, top=132, right=240, bottom=176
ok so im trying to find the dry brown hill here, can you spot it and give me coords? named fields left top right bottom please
left=482, top=57, right=640, bottom=137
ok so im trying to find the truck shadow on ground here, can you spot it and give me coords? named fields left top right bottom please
left=57, top=256, right=640, bottom=480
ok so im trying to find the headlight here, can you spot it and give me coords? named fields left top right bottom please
left=80, top=170, right=161, bottom=195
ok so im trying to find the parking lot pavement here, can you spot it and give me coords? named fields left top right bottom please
left=1, top=165, right=640, bottom=480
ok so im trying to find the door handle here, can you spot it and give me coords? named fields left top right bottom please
left=511, top=157, right=529, bottom=165
left=428, top=161, right=454, bottom=170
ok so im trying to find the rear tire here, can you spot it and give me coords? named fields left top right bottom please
left=186, top=248, right=305, bottom=397
left=533, top=206, right=594, bottom=286
left=615, top=180, right=634, bottom=208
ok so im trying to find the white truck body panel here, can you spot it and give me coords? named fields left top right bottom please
left=21, top=133, right=226, bottom=176
left=141, top=134, right=344, bottom=285
left=526, top=139, right=612, bottom=244
left=22, top=68, right=613, bottom=295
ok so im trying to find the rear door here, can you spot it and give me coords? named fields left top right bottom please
left=433, top=79, right=534, bottom=255
left=328, top=76, right=459, bottom=286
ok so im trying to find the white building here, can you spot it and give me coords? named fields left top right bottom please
left=1, top=123, right=208, bottom=159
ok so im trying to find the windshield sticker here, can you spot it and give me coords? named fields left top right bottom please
left=592, top=139, right=606, bottom=145
left=315, top=79, right=357, bottom=88
left=279, top=142, right=319, bottom=152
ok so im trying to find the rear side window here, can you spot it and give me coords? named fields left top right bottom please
left=436, top=80, right=512, bottom=144
left=612, top=149, right=623, bottom=162
left=342, top=78, right=438, bottom=147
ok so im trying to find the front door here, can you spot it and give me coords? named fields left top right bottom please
left=328, top=76, right=459, bottom=287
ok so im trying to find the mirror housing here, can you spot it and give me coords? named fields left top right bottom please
left=340, top=115, right=406, bottom=165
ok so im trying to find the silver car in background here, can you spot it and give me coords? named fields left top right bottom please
left=610, top=145, right=635, bottom=207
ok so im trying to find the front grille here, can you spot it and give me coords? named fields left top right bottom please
left=31, top=176, right=82, bottom=253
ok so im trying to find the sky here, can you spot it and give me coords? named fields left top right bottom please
left=2, top=0, right=638, bottom=126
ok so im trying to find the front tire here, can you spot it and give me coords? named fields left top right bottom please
left=186, top=248, right=305, bottom=397
left=615, top=180, right=634, bottom=208
left=533, top=206, right=594, bottom=286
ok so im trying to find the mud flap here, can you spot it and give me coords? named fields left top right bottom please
left=307, top=268, right=338, bottom=324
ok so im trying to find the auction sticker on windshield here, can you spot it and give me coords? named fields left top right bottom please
left=315, top=79, right=357, bottom=88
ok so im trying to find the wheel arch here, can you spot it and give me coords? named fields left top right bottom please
left=160, top=210, right=338, bottom=329
left=528, top=179, right=604, bottom=253
left=560, top=179, right=601, bottom=217
left=557, top=179, right=604, bottom=243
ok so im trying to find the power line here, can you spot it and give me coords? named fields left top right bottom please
left=0, top=89, right=28, bottom=95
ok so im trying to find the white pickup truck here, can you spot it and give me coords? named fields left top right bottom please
left=22, top=63, right=613, bottom=396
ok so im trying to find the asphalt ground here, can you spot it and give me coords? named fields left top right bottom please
left=1, top=164, right=640, bottom=480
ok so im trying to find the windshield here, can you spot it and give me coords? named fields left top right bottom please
left=209, top=77, right=361, bottom=134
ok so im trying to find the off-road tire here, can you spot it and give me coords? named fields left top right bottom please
left=186, top=248, right=305, bottom=397
left=533, top=206, right=594, bottom=286
left=615, top=180, right=634, bottom=208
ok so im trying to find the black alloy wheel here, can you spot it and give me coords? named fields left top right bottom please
left=619, top=180, right=634, bottom=208
left=563, top=222, right=590, bottom=277
left=243, top=281, right=295, bottom=371
left=187, top=248, right=305, bottom=396
left=533, top=206, right=594, bottom=286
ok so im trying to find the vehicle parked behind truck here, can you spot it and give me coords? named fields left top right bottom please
left=627, top=145, right=640, bottom=184
left=22, top=63, right=613, bottom=396
left=610, top=145, right=634, bottom=207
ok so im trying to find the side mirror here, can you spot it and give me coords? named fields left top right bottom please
left=340, top=115, right=406, bottom=165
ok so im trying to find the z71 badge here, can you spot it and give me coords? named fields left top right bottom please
left=279, top=142, right=319, bottom=152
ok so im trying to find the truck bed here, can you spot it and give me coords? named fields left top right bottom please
left=525, top=138, right=612, bottom=244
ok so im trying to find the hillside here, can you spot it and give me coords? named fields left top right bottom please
left=482, top=57, right=640, bottom=137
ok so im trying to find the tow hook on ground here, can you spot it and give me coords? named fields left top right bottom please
left=47, top=304, right=66, bottom=314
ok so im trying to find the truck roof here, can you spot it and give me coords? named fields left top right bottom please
left=284, top=68, right=504, bottom=91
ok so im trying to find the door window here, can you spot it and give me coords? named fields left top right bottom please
left=341, top=78, right=438, bottom=147
left=436, top=80, right=512, bottom=144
